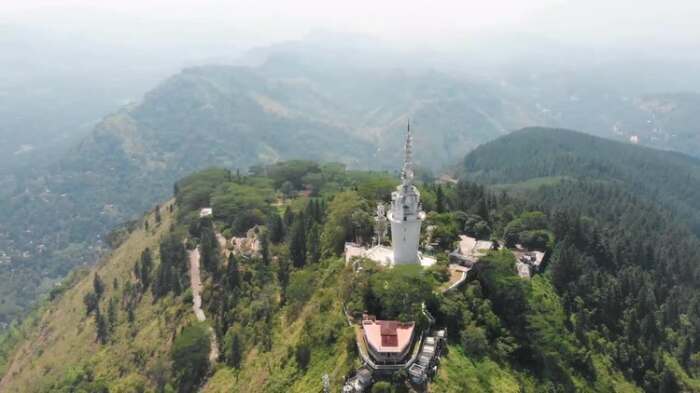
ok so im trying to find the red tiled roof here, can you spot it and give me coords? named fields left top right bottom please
left=363, top=319, right=415, bottom=353
left=380, top=321, right=398, bottom=335
left=381, top=334, right=398, bottom=347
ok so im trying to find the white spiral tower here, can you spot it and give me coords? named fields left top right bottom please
left=387, top=122, right=425, bottom=265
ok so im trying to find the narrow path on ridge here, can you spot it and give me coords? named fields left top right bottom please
left=188, top=247, right=220, bottom=364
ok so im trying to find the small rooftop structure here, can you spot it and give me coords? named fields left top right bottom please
left=408, top=363, right=428, bottom=385
left=199, top=208, right=213, bottom=218
left=362, top=316, right=415, bottom=363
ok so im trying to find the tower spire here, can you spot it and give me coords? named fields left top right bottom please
left=401, top=120, right=414, bottom=185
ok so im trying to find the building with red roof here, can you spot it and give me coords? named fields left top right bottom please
left=361, top=315, right=415, bottom=363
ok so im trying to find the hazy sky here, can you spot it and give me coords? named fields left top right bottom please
left=3, top=0, right=699, bottom=51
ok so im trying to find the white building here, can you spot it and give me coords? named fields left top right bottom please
left=345, top=123, right=435, bottom=268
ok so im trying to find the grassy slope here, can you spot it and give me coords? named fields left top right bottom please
left=202, top=259, right=357, bottom=393
left=432, top=347, right=534, bottom=393
left=0, top=201, right=193, bottom=392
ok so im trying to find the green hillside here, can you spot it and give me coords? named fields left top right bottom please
left=5, top=158, right=700, bottom=392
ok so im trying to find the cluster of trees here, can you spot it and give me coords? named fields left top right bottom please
left=82, top=231, right=190, bottom=347
left=82, top=273, right=112, bottom=344
left=151, top=235, right=189, bottom=299
left=343, top=263, right=436, bottom=326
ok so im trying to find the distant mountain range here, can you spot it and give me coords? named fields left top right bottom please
left=1, top=43, right=700, bottom=325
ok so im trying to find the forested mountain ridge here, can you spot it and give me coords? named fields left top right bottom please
left=0, top=162, right=655, bottom=392
left=462, top=127, right=700, bottom=234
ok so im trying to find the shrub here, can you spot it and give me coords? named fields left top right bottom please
left=371, top=381, right=392, bottom=393
left=295, top=341, right=311, bottom=370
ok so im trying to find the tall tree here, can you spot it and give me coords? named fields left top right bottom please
left=436, top=184, right=446, bottom=213
left=289, top=212, right=307, bottom=268
left=277, top=258, right=290, bottom=305
left=260, top=232, right=270, bottom=265
left=229, top=331, right=242, bottom=369
left=95, top=307, right=109, bottom=344
left=107, top=297, right=117, bottom=332
left=267, top=213, right=285, bottom=243
left=226, top=253, right=240, bottom=291
left=283, top=206, right=294, bottom=229
left=139, top=248, right=153, bottom=290
left=199, top=219, right=220, bottom=274
left=307, top=224, right=321, bottom=264
left=93, top=273, right=105, bottom=299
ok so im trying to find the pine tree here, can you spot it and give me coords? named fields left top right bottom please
left=307, top=224, right=321, bottom=264
left=199, top=220, right=220, bottom=274
left=283, top=206, right=294, bottom=229
left=289, top=213, right=307, bottom=268
left=436, top=184, right=446, bottom=213
left=267, top=214, right=284, bottom=243
left=155, top=204, right=161, bottom=224
left=226, top=253, right=240, bottom=291
left=95, top=307, right=109, bottom=344
left=107, top=298, right=117, bottom=332
left=93, top=273, right=105, bottom=299
left=260, top=232, right=270, bottom=265
left=140, top=248, right=153, bottom=290
left=83, top=292, right=98, bottom=316
left=229, top=332, right=242, bottom=369
left=277, top=258, right=290, bottom=305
